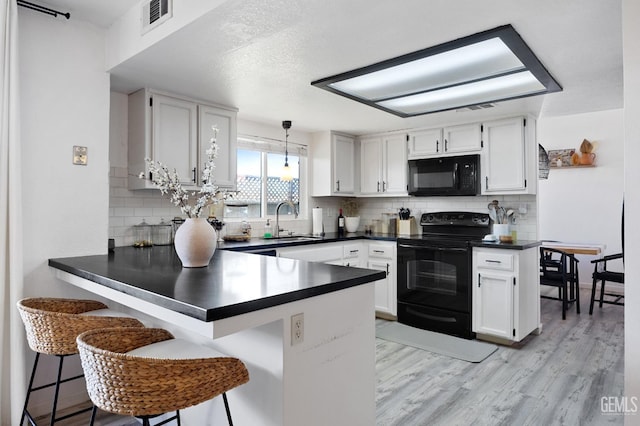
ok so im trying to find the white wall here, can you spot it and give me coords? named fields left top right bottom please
left=538, top=109, right=625, bottom=284
left=18, top=8, right=110, bottom=415
left=623, top=0, right=640, bottom=418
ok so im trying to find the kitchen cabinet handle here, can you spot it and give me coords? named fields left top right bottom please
left=386, top=263, right=389, bottom=276
left=444, top=138, right=448, bottom=151
left=486, top=260, right=502, bottom=264
left=436, top=139, right=439, bottom=152
left=336, top=180, right=340, bottom=192
left=478, top=273, right=481, bottom=287
left=377, top=182, right=380, bottom=192
left=350, top=250, right=359, bottom=254
left=382, top=181, right=386, bottom=192
left=192, top=167, right=197, bottom=183
left=485, top=176, right=489, bottom=190
left=373, top=249, right=384, bottom=254
left=397, top=244, right=467, bottom=253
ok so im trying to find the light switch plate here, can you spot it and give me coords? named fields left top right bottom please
left=73, top=146, right=88, bottom=165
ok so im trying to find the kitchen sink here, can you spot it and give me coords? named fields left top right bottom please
left=265, top=235, right=323, bottom=242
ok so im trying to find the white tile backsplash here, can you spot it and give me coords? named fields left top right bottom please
left=110, top=163, right=538, bottom=246
left=311, top=194, right=538, bottom=240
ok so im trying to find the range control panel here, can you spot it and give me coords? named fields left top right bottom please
left=420, top=212, right=490, bottom=227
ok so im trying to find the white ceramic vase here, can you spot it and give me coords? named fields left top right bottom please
left=174, top=218, right=217, bottom=267
left=345, top=216, right=360, bottom=233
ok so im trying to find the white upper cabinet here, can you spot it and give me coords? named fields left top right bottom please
left=128, top=90, right=197, bottom=190
left=481, top=116, right=536, bottom=195
left=442, top=123, right=482, bottom=154
left=198, top=105, right=237, bottom=189
left=152, top=94, right=198, bottom=187
left=333, top=134, right=356, bottom=194
left=407, top=128, right=442, bottom=158
left=360, top=137, right=383, bottom=195
left=382, top=134, right=408, bottom=195
left=128, top=89, right=237, bottom=191
left=360, top=133, right=407, bottom=196
left=408, top=123, right=481, bottom=159
left=311, top=131, right=356, bottom=196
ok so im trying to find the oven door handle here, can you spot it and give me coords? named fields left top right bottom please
left=406, top=307, right=457, bottom=323
left=398, top=244, right=468, bottom=253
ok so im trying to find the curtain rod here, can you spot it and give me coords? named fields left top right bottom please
left=238, top=134, right=307, bottom=149
left=17, top=0, right=71, bottom=19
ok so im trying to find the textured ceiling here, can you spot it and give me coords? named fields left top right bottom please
left=36, top=0, right=623, bottom=135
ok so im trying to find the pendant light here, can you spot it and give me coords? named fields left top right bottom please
left=281, top=120, right=293, bottom=182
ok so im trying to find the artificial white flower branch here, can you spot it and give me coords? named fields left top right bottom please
left=139, top=126, right=226, bottom=218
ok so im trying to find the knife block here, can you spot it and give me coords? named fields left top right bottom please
left=397, top=218, right=417, bottom=235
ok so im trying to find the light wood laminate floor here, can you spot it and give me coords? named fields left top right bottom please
left=39, top=288, right=624, bottom=426
left=376, top=288, right=625, bottom=425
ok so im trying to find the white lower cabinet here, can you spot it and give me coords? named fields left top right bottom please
left=343, top=242, right=365, bottom=267
left=472, top=247, right=540, bottom=342
left=277, top=243, right=343, bottom=264
left=277, top=240, right=397, bottom=318
left=367, top=242, right=397, bottom=318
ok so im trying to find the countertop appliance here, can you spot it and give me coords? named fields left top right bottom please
left=396, top=211, right=490, bottom=339
left=407, top=154, right=479, bottom=196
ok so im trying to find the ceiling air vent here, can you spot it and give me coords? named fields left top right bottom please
left=456, top=103, right=497, bottom=112
left=141, top=0, right=172, bottom=34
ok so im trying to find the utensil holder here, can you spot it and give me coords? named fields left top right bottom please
left=397, top=218, right=417, bottom=235
left=493, top=224, right=510, bottom=237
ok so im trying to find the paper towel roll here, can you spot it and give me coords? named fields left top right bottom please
left=312, top=208, right=323, bottom=235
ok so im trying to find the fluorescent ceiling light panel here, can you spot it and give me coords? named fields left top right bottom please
left=311, top=25, right=562, bottom=117
left=378, top=71, right=545, bottom=115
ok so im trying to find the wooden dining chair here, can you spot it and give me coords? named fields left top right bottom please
left=590, top=201, right=625, bottom=314
left=539, top=247, right=580, bottom=319
left=590, top=253, right=624, bottom=313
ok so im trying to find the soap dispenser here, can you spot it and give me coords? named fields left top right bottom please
left=264, top=219, right=273, bottom=239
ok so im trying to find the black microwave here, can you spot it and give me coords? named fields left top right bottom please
left=408, top=154, right=480, bottom=196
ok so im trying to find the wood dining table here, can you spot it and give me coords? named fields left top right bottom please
left=540, top=241, right=605, bottom=256
left=540, top=241, right=606, bottom=302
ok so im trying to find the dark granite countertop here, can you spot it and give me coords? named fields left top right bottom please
left=49, top=246, right=386, bottom=322
left=470, top=240, right=542, bottom=250
left=218, top=232, right=397, bottom=252
left=218, top=232, right=541, bottom=252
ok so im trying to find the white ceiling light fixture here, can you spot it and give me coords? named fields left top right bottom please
left=311, top=25, right=562, bottom=117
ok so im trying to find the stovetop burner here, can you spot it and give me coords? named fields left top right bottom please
left=419, top=211, right=491, bottom=241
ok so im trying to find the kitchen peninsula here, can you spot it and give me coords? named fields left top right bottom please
left=49, top=246, right=386, bottom=426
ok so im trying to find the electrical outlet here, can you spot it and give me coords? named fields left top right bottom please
left=291, top=313, right=304, bottom=345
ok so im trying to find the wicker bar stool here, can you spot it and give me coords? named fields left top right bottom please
left=17, top=298, right=145, bottom=426
left=76, top=327, right=250, bottom=426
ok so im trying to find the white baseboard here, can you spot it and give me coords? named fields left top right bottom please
left=579, top=281, right=624, bottom=294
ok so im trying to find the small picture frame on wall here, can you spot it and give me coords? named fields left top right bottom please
left=548, top=149, right=575, bottom=167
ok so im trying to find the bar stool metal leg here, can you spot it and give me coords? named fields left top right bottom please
left=50, top=355, right=65, bottom=425
left=21, top=352, right=41, bottom=426
left=223, top=392, right=234, bottom=426
left=21, top=353, right=91, bottom=425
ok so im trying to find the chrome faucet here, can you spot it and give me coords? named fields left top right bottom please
left=275, top=200, right=298, bottom=238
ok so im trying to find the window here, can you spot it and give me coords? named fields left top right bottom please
left=228, top=136, right=306, bottom=219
